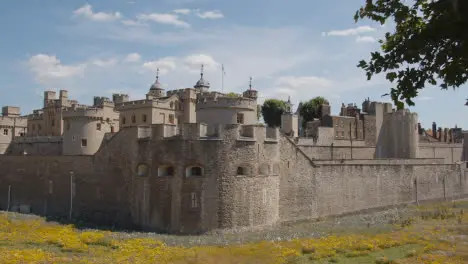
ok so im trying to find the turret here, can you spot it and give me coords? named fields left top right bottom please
left=281, top=96, right=298, bottom=137
left=146, top=68, right=165, bottom=99
left=242, top=77, right=258, bottom=100
left=193, top=64, right=210, bottom=93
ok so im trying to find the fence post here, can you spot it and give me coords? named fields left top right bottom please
left=415, top=178, right=419, bottom=206
left=6, top=185, right=11, bottom=212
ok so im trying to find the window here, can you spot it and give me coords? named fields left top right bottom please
left=237, top=167, right=246, bottom=175
left=106, top=118, right=110, bottom=123
left=67, top=122, right=70, bottom=131
left=170, top=102, right=174, bottom=108
left=97, top=123, right=101, bottom=131
left=51, top=119, right=55, bottom=127
left=237, top=113, right=244, bottom=124
left=169, top=114, right=175, bottom=124
left=191, top=192, right=199, bottom=209
left=131, top=115, right=136, bottom=123
left=32, top=124, right=36, bottom=131
left=137, top=164, right=149, bottom=177
left=142, top=114, right=147, bottom=123
left=3, top=129, right=8, bottom=136
left=19, top=133, right=25, bottom=137
left=111, top=126, right=115, bottom=133
left=38, top=124, right=41, bottom=130
left=186, top=166, right=203, bottom=177
left=72, top=136, right=76, bottom=141
left=122, top=117, right=126, bottom=125
left=81, top=138, right=87, bottom=147
left=158, top=166, right=174, bottom=177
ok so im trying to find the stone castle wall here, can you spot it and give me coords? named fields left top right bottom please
left=0, top=123, right=467, bottom=234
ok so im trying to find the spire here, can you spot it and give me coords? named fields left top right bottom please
left=156, top=68, right=159, bottom=82
left=287, top=96, right=291, bottom=103
left=200, top=64, right=204, bottom=78
left=249, top=76, right=253, bottom=90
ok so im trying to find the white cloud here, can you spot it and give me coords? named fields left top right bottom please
left=73, top=4, right=122, bottom=22
left=28, top=54, right=85, bottom=83
left=173, top=9, right=191, bottom=15
left=142, top=57, right=177, bottom=75
left=137, top=13, right=190, bottom=28
left=183, top=54, right=219, bottom=72
left=326, top=26, right=376, bottom=36
left=196, top=10, right=224, bottom=19
left=356, top=36, right=377, bottom=43
left=125, top=53, right=142, bottom=62
left=121, top=19, right=146, bottom=27
left=92, top=58, right=118, bottom=67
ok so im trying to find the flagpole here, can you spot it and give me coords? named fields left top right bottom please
left=221, top=64, right=224, bottom=92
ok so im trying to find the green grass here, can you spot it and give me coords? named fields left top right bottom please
left=291, top=244, right=422, bottom=264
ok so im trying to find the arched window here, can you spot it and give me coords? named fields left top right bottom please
left=142, top=114, right=147, bottom=123
left=170, top=102, right=174, bottom=108
left=158, top=166, right=175, bottom=177
left=137, top=164, right=149, bottom=177
left=186, top=166, right=203, bottom=177
left=131, top=114, right=136, bottom=123
left=122, top=117, right=126, bottom=125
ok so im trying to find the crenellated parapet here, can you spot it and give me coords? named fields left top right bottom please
left=0, top=116, right=28, bottom=127
left=147, top=123, right=278, bottom=144
left=62, top=107, right=107, bottom=119
left=196, top=96, right=257, bottom=111
left=13, top=136, right=62, bottom=143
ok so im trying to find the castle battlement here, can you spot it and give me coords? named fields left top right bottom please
left=196, top=97, right=257, bottom=111
left=145, top=123, right=279, bottom=143
left=13, top=136, right=62, bottom=143
left=115, top=99, right=153, bottom=109
left=62, top=107, right=106, bottom=119
left=0, top=116, right=28, bottom=127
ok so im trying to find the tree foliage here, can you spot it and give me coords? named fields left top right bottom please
left=261, top=99, right=287, bottom=127
left=299, top=97, right=329, bottom=128
left=355, top=0, right=468, bottom=109
left=226, top=92, right=239, bottom=98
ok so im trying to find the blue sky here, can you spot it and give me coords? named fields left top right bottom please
left=0, top=0, right=466, bottom=129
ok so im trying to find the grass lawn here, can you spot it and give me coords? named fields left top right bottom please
left=1, top=201, right=468, bottom=263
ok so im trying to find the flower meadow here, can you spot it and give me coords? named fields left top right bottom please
left=1, top=203, right=468, bottom=264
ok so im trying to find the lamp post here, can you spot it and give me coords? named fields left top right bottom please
left=69, top=171, right=74, bottom=220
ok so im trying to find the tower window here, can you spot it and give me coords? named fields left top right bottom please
left=131, top=115, right=136, bottom=123
left=81, top=138, right=87, bottom=147
left=237, top=167, right=246, bottom=175
left=3, top=129, right=8, bottom=135
left=186, top=166, right=203, bottom=177
left=169, top=114, right=175, bottom=124
left=158, top=166, right=175, bottom=177
left=97, top=123, right=101, bottom=131
left=111, top=126, right=115, bottom=133
left=122, top=117, right=126, bottom=125
left=237, top=113, right=244, bottom=124
left=142, top=114, right=147, bottom=123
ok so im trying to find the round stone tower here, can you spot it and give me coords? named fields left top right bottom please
left=62, top=106, right=118, bottom=155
